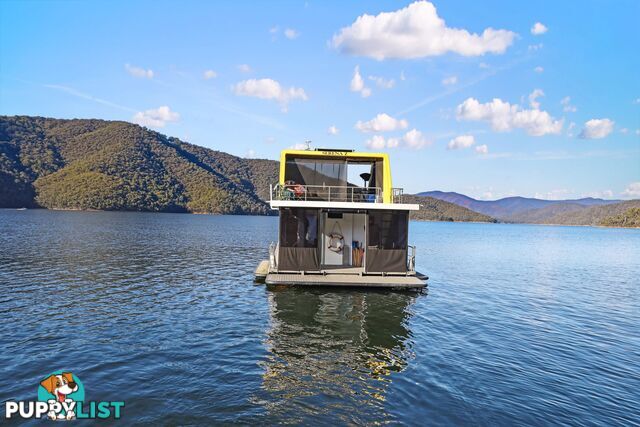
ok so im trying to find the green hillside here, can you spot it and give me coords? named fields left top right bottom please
left=403, top=194, right=497, bottom=223
left=599, top=207, right=640, bottom=227
left=503, top=202, right=586, bottom=223
left=0, top=116, right=278, bottom=214
left=541, top=200, right=640, bottom=226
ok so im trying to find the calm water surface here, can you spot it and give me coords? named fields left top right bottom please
left=0, top=210, right=638, bottom=425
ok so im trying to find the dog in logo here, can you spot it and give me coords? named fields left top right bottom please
left=40, top=372, right=78, bottom=420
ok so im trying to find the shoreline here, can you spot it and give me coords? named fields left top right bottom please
left=4, top=207, right=638, bottom=229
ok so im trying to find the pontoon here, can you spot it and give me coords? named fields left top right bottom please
left=255, top=148, right=427, bottom=289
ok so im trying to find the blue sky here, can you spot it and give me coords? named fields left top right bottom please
left=1, top=0, right=639, bottom=200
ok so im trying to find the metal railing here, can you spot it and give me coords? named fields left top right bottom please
left=392, top=188, right=404, bottom=203
left=270, top=184, right=407, bottom=204
left=268, top=242, right=278, bottom=271
left=407, top=245, right=416, bottom=273
left=270, top=183, right=382, bottom=203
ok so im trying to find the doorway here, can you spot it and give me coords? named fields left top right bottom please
left=321, top=212, right=366, bottom=267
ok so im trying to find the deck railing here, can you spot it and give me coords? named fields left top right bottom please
left=392, top=188, right=404, bottom=203
left=270, top=183, right=406, bottom=204
left=407, top=245, right=416, bottom=273
left=268, top=242, right=278, bottom=270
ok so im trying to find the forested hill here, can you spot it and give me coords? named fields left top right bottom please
left=0, top=116, right=279, bottom=214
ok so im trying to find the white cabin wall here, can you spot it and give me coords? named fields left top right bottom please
left=323, top=214, right=351, bottom=266
left=321, top=212, right=366, bottom=267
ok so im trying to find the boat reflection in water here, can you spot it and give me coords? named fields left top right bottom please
left=255, top=287, right=421, bottom=424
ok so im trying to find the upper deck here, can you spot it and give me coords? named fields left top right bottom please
left=269, top=148, right=419, bottom=211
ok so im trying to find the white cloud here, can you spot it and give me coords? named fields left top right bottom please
left=620, top=128, right=629, bottom=134
left=203, top=70, right=218, bottom=79
left=332, top=1, right=516, bottom=60
left=456, top=97, right=563, bottom=136
left=403, top=129, right=429, bottom=149
left=237, top=64, right=252, bottom=73
left=365, top=135, right=388, bottom=150
left=579, top=118, right=614, bottom=139
left=528, top=43, right=543, bottom=51
left=350, top=66, right=364, bottom=91
left=447, top=134, right=475, bottom=150
left=368, top=75, right=395, bottom=89
left=265, top=136, right=276, bottom=144
left=233, top=78, right=308, bottom=112
left=125, top=63, right=154, bottom=79
left=633, top=98, right=640, bottom=105
left=355, top=113, right=408, bottom=133
left=531, top=22, right=548, bottom=35
left=561, top=96, right=577, bottom=112
left=622, top=182, right=640, bottom=198
left=269, top=26, right=279, bottom=34
left=327, top=125, right=339, bottom=135
left=534, top=66, right=544, bottom=73
left=442, top=76, right=458, bottom=86
left=475, top=144, right=489, bottom=154
left=132, top=106, right=179, bottom=128
left=479, top=62, right=490, bottom=69
left=400, top=71, right=406, bottom=81
left=567, top=121, right=576, bottom=137
left=528, top=89, right=544, bottom=109
left=245, top=149, right=256, bottom=159
left=350, top=66, right=372, bottom=98
left=284, top=28, right=299, bottom=39
left=364, top=129, right=428, bottom=150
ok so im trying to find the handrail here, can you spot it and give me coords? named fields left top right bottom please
left=270, top=183, right=406, bottom=204
left=407, top=245, right=416, bottom=273
left=392, top=188, right=404, bottom=203
left=268, top=242, right=278, bottom=271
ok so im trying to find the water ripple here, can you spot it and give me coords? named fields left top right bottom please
left=0, top=211, right=638, bottom=425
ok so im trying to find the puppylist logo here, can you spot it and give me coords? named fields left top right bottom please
left=4, top=370, right=125, bottom=420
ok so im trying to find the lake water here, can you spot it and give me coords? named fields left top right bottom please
left=0, top=210, right=638, bottom=425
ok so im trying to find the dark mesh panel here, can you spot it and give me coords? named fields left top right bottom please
left=278, top=208, right=320, bottom=271
left=366, top=210, right=408, bottom=273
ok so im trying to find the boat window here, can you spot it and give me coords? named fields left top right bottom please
left=285, top=158, right=347, bottom=188
left=285, top=157, right=384, bottom=189
left=368, top=211, right=408, bottom=249
left=280, top=208, right=318, bottom=248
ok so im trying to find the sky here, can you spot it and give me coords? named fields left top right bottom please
left=1, top=0, right=639, bottom=200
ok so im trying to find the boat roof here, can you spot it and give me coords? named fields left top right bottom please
left=281, top=149, right=389, bottom=161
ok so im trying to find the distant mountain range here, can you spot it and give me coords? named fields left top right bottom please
left=418, top=191, right=620, bottom=219
left=418, top=191, right=640, bottom=227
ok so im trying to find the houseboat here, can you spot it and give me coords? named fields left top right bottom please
left=255, top=148, right=427, bottom=289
